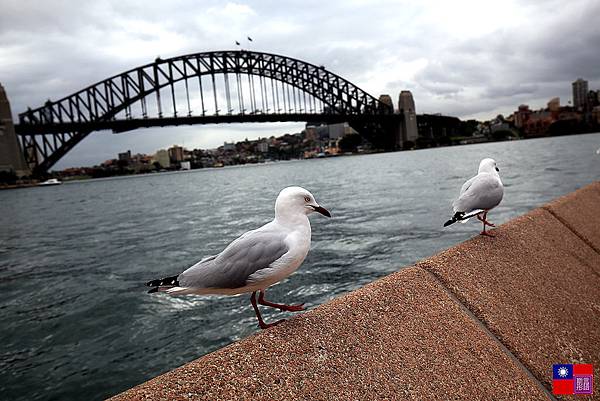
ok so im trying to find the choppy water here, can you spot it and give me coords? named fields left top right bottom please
left=1, top=133, right=599, bottom=400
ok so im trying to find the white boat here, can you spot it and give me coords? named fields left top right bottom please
left=38, top=178, right=62, bottom=186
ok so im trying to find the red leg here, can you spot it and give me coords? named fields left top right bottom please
left=477, top=211, right=496, bottom=227
left=250, top=291, right=284, bottom=329
left=479, top=211, right=495, bottom=237
left=258, top=290, right=305, bottom=312
left=482, top=211, right=496, bottom=227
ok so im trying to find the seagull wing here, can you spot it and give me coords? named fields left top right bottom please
left=459, top=175, right=477, bottom=197
left=177, top=225, right=289, bottom=290
left=453, top=172, right=503, bottom=213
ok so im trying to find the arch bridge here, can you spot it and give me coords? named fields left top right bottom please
left=14, top=50, right=400, bottom=175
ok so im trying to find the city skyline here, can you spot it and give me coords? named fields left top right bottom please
left=1, top=0, right=599, bottom=168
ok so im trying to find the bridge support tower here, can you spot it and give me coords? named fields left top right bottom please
left=0, top=84, right=30, bottom=177
left=398, top=90, right=418, bottom=150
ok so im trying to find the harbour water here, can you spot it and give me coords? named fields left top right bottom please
left=1, top=133, right=599, bottom=400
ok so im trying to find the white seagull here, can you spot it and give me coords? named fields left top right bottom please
left=146, top=186, right=331, bottom=329
left=444, top=158, right=504, bottom=236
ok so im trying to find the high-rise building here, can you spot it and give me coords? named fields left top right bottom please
left=398, top=90, right=418, bottom=147
left=0, top=84, right=30, bottom=177
left=168, top=145, right=185, bottom=163
left=572, top=78, right=588, bottom=110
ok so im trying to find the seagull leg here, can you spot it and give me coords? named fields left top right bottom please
left=478, top=211, right=495, bottom=237
left=483, top=218, right=496, bottom=227
left=250, top=291, right=285, bottom=329
left=478, top=211, right=496, bottom=227
left=258, top=290, right=305, bottom=312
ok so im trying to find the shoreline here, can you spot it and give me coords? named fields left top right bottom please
left=3, top=131, right=599, bottom=190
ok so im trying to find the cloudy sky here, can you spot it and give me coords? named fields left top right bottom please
left=1, top=0, right=599, bottom=169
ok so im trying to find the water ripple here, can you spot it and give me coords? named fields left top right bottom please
left=1, top=133, right=599, bottom=400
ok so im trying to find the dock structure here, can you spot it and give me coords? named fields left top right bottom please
left=112, top=182, right=600, bottom=400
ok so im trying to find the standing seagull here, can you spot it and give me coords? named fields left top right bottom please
left=146, top=186, right=331, bottom=329
left=444, top=158, right=504, bottom=236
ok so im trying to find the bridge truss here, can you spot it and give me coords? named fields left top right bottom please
left=15, top=50, right=396, bottom=175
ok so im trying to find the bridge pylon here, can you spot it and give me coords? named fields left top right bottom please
left=0, top=84, right=30, bottom=177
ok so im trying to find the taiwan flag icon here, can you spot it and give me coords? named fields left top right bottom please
left=553, top=364, right=594, bottom=395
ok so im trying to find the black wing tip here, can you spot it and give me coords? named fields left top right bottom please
left=145, top=275, right=179, bottom=288
left=443, top=212, right=464, bottom=227
left=145, top=279, right=160, bottom=287
left=148, top=287, right=159, bottom=294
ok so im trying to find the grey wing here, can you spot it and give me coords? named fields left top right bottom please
left=453, top=174, right=503, bottom=213
left=177, top=228, right=289, bottom=289
left=459, top=175, right=477, bottom=197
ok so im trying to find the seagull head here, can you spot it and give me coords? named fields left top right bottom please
left=275, top=186, right=331, bottom=220
left=479, top=158, right=499, bottom=174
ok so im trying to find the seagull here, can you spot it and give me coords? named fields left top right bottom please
left=443, top=158, right=504, bottom=236
left=146, top=186, right=331, bottom=329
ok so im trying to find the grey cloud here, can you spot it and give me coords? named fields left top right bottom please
left=483, top=84, right=539, bottom=98
left=2, top=0, right=600, bottom=168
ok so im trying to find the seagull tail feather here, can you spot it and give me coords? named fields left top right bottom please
left=444, top=212, right=465, bottom=227
left=146, top=274, right=179, bottom=294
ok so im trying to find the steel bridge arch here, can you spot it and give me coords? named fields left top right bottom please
left=17, top=50, right=393, bottom=175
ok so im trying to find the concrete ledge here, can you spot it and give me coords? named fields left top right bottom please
left=112, top=182, right=600, bottom=400
left=419, top=206, right=600, bottom=392
left=543, top=181, right=600, bottom=254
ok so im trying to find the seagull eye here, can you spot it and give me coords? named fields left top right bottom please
left=304, top=196, right=311, bottom=202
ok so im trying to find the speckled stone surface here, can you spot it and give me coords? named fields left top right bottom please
left=110, top=267, right=549, bottom=400
left=111, top=183, right=600, bottom=401
left=420, top=206, right=600, bottom=395
left=543, top=182, right=600, bottom=254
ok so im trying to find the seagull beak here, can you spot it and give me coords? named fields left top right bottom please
left=310, top=205, right=331, bottom=217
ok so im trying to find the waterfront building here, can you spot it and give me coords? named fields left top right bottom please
left=0, top=83, right=30, bottom=177
left=522, top=110, right=554, bottom=137
left=153, top=149, right=170, bottom=168
left=416, top=114, right=460, bottom=147
left=256, top=140, right=269, bottom=153
left=328, top=123, right=346, bottom=140
left=168, top=145, right=184, bottom=163
left=547, top=97, right=560, bottom=119
left=223, top=142, right=235, bottom=151
left=592, top=106, right=600, bottom=125
left=303, top=126, right=318, bottom=141
left=398, top=90, right=418, bottom=147
left=572, top=78, right=588, bottom=111
left=118, top=150, right=131, bottom=162
left=547, top=97, right=560, bottom=112
left=587, top=90, right=600, bottom=110
left=344, top=123, right=358, bottom=136
left=513, top=105, right=532, bottom=128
